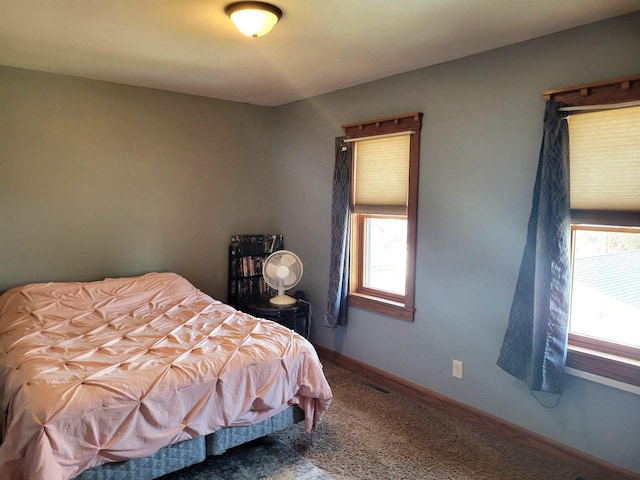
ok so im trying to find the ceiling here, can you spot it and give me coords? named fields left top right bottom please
left=1, top=0, right=639, bottom=107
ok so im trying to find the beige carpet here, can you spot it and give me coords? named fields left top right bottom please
left=274, top=362, right=583, bottom=480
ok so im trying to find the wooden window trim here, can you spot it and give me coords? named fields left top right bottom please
left=569, top=334, right=640, bottom=362
left=543, top=74, right=640, bottom=106
left=566, top=337, right=640, bottom=387
left=343, top=113, right=422, bottom=322
left=342, top=112, right=422, bottom=138
left=571, top=224, right=640, bottom=234
left=348, top=292, right=415, bottom=321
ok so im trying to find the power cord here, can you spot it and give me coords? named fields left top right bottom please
left=529, top=387, right=563, bottom=408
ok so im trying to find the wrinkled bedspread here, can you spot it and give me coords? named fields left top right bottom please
left=0, top=272, right=332, bottom=480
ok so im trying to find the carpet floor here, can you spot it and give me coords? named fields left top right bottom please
left=273, top=361, right=584, bottom=480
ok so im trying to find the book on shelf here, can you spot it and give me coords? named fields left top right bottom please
left=232, top=277, right=274, bottom=297
left=228, top=234, right=284, bottom=305
left=231, top=255, right=267, bottom=279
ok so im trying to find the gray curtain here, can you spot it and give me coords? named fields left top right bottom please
left=324, top=137, right=352, bottom=328
left=497, top=101, right=571, bottom=394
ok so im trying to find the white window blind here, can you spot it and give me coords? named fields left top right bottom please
left=568, top=105, right=640, bottom=212
left=353, top=134, right=410, bottom=215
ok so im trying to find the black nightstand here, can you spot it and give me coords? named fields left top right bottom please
left=238, top=296, right=310, bottom=338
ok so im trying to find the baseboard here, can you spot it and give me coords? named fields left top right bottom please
left=315, top=345, right=640, bottom=480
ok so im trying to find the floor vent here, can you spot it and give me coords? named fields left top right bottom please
left=365, top=382, right=390, bottom=394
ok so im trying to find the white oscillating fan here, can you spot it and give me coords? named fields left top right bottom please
left=262, top=250, right=303, bottom=306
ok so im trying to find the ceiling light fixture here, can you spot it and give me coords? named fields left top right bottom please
left=225, top=1, right=283, bottom=38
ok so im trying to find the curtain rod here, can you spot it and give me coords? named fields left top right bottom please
left=343, top=131, right=414, bottom=143
left=559, top=99, right=640, bottom=112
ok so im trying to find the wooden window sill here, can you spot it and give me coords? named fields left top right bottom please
left=347, top=293, right=414, bottom=321
left=566, top=344, right=640, bottom=387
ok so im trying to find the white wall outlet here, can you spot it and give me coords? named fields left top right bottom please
left=452, top=359, right=463, bottom=379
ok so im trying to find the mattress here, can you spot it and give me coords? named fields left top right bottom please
left=0, top=272, right=332, bottom=480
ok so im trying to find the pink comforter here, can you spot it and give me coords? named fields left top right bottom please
left=0, top=272, right=332, bottom=480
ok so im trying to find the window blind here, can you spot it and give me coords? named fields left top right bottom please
left=568, top=105, right=640, bottom=214
left=353, top=133, right=410, bottom=215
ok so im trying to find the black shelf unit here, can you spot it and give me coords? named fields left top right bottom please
left=227, top=234, right=284, bottom=308
left=227, top=234, right=310, bottom=337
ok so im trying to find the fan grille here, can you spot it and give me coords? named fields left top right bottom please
left=263, top=250, right=303, bottom=290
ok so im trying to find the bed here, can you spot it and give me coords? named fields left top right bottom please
left=0, top=272, right=332, bottom=480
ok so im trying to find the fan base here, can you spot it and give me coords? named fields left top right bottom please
left=269, top=294, right=296, bottom=306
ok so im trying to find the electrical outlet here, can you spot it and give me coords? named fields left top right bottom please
left=452, top=360, right=463, bottom=379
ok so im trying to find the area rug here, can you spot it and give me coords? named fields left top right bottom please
left=160, top=437, right=333, bottom=480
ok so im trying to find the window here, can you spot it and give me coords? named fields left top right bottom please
left=570, top=227, right=640, bottom=349
left=362, top=216, right=407, bottom=295
left=560, top=87, right=640, bottom=386
left=341, top=113, right=422, bottom=321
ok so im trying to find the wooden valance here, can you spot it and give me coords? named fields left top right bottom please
left=543, top=74, right=640, bottom=106
left=342, top=112, right=422, bottom=138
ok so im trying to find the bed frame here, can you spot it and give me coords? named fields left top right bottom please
left=74, top=406, right=304, bottom=480
left=0, top=275, right=321, bottom=480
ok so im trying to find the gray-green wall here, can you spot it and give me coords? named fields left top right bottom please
left=271, top=12, right=640, bottom=474
left=1, top=68, right=277, bottom=296
left=1, top=11, right=639, bottom=474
